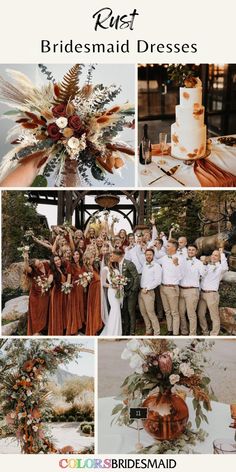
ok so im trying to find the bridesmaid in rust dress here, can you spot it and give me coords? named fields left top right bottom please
left=24, top=254, right=53, bottom=336
left=85, top=253, right=103, bottom=336
left=66, top=250, right=86, bottom=335
left=48, top=255, right=70, bottom=336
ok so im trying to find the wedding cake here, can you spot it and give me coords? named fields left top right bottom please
left=171, top=78, right=206, bottom=160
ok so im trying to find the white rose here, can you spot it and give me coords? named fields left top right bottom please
left=126, top=339, right=139, bottom=351
left=139, top=345, right=151, bottom=356
left=56, top=117, right=68, bottom=129
left=24, top=246, right=30, bottom=251
left=67, top=137, right=80, bottom=150
left=169, top=374, right=180, bottom=385
left=135, top=366, right=144, bottom=374
left=129, top=353, right=143, bottom=370
left=179, top=363, right=194, bottom=378
left=173, top=348, right=180, bottom=358
left=121, top=348, right=132, bottom=360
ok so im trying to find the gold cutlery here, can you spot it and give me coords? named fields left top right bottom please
left=148, top=165, right=185, bottom=186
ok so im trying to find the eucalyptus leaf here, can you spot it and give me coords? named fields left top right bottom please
left=111, top=403, right=124, bottom=415
left=195, top=416, right=201, bottom=429
left=3, top=109, right=20, bottom=115
left=31, top=175, right=48, bottom=187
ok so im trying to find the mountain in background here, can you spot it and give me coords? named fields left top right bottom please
left=50, top=367, right=93, bottom=386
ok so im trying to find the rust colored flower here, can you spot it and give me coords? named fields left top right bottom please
left=68, top=115, right=82, bottom=131
left=63, top=127, right=74, bottom=138
left=22, top=360, right=35, bottom=372
left=31, top=408, right=41, bottom=419
left=52, top=104, right=67, bottom=118
left=47, top=123, right=62, bottom=141
left=158, top=352, right=173, bottom=374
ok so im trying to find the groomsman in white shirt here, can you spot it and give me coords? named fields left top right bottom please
left=179, top=244, right=206, bottom=336
left=177, top=236, right=188, bottom=257
left=198, top=248, right=228, bottom=336
left=153, top=238, right=166, bottom=261
left=159, top=240, right=185, bottom=336
left=159, top=231, right=168, bottom=248
left=125, top=233, right=145, bottom=275
left=139, top=248, right=162, bottom=335
left=142, top=218, right=158, bottom=249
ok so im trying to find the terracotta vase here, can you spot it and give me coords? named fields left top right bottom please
left=142, top=390, right=189, bottom=440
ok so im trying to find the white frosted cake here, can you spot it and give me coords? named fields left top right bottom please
left=171, top=78, right=207, bottom=159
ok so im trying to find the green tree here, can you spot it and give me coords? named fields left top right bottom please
left=149, top=191, right=201, bottom=241
left=2, top=191, right=50, bottom=268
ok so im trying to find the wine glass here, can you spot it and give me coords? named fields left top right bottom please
left=230, top=403, right=236, bottom=441
left=213, top=438, right=236, bottom=454
left=140, top=138, right=151, bottom=175
left=159, top=132, right=167, bottom=165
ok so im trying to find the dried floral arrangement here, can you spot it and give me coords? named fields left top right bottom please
left=167, top=64, right=200, bottom=88
left=0, top=339, right=93, bottom=454
left=0, top=64, right=135, bottom=187
left=112, top=339, right=216, bottom=452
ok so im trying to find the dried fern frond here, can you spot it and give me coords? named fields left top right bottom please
left=55, top=64, right=83, bottom=104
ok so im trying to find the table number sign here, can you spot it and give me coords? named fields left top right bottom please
left=129, top=407, right=148, bottom=419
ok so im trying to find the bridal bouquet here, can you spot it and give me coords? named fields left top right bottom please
left=61, top=281, right=73, bottom=295
left=0, top=64, right=135, bottom=187
left=76, top=271, right=93, bottom=288
left=34, top=276, right=52, bottom=295
left=110, top=273, right=128, bottom=299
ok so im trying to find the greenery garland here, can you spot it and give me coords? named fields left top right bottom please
left=134, top=423, right=208, bottom=454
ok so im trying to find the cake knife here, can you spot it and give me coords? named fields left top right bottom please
left=148, top=165, right=185, bottom=186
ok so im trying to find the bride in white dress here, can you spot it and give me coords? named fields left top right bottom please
left=100, top=259, right=122, bottom=336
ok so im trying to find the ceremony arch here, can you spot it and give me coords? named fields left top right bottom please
left=26, top=190, right=153, bottom=230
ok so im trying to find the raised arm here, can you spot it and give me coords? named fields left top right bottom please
left=68, top=230, right=75, bottom=252
left=52, top=235, right=60, bottom=255
left=23, top=252, right=32, bottom=274
left=219, top=248, right=229, bottom=273
left=32, top=235, right=52, bottom=251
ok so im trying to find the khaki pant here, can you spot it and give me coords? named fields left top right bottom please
left=155, top=285, right=164, bottom=319
left=197, top=291, right=220, bottom=336
left=138, top=289, right=160, bottom=335
left=179, top=288, right=199, bottom=336
left=160, top=285, right=180, bottom=335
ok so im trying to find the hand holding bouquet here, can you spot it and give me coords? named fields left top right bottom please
left=76, top=271, right=93, bottom=289
left=61, top=281, right=73, bottom=295
left=34, top=276, right=52, bottom=295
left=110, top=273, right=128, bottom=299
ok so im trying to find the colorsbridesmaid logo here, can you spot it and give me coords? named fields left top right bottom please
left=59, top=458, right=177, bottom=469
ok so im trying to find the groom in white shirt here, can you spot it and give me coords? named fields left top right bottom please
left=139, top=248, right=162, bottom=335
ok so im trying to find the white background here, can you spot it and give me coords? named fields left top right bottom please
left=1, top=0, right=236, bottom=469
left=0, top=0, right=235, bottom=63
